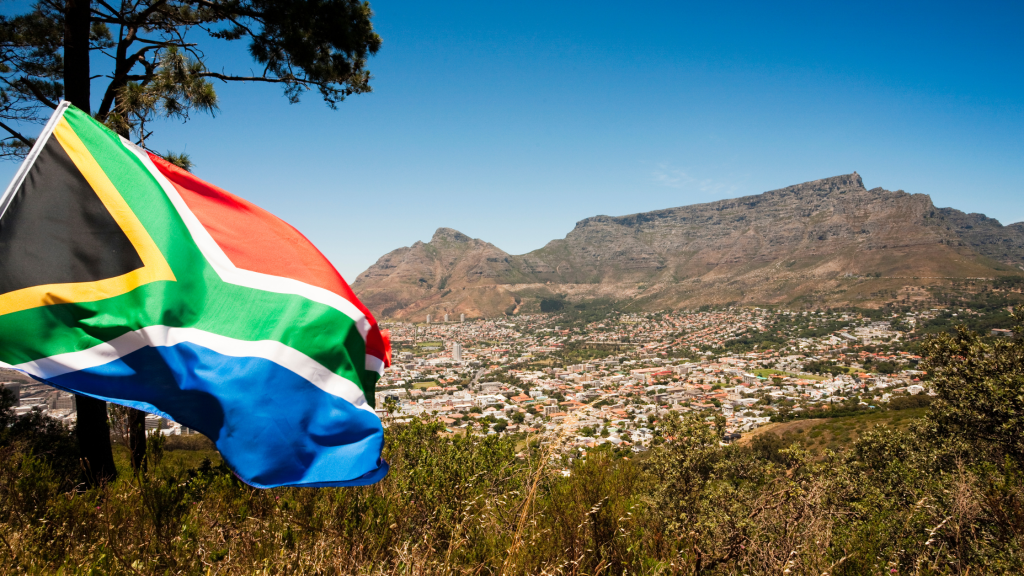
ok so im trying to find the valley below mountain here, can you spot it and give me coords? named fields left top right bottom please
left=353, top=173, right=1024, bottom=319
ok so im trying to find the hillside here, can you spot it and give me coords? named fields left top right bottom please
left=738, top=407, right=931, bottom=458
left=354, top=227, right=526, bottom=319
left=353, top=173, right=1024, bottom=319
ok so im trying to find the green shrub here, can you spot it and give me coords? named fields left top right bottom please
left=2, top=310, right=1024, bottom=573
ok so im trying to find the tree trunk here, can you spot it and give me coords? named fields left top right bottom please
left=63, top=0, right=91, bottom=109
left=76, top=397, right=117, bottom=483
left=128, top=407, right=147, bottom=473
left=65, top=0, right=118, bottom=484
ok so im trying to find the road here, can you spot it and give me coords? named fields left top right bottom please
left=469, top=367, right=489, bottom=387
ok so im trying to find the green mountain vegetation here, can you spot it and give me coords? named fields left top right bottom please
left=742, top=404, right=932, bottom=457
left=3, top=315, right=1024, bottom=574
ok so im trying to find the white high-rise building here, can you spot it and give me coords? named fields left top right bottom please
left=426, top=314, right=432, bottom=324
left=444, top=313, right=450, bottom=322
left=460, top=313, right=466, bottom=322
left=453, top=342, right=463, bottom=362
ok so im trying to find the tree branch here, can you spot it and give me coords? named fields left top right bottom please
left=16, top=79, right=58, bottom=110
left=0, top=121, right=32, bottom=147
left=134, top=37, right=198, bottom=47
left=97, top=41, right=160, bottom=118
left=199, top=72, right=303, bottom=84
left=89, top=16, right=124, bottom=25
left=132, top=0, right=170, bottom=27
left=93, top=0, right=121, bottom=18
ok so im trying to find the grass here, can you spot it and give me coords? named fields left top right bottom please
left=740, top=407, right=929, bottom=456
left=3, top=407, right=1023, bottom=574
left=411, top=380, right=441, bottom=389
left=751, top=368, right=828, bottom=381
left=111, top=436, right=223, bottom=473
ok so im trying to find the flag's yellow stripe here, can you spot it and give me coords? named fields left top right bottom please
left=0, top=118, right=175, bottom=316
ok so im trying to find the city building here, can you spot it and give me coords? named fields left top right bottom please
left=145, top=413, right=162, bottom=432
left=55, top=393, right=76, bottom=411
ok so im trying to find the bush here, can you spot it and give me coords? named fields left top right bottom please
left=888, top=394, right=933, bottom=411
left=163, top=433, right=216, bottom=451
left=923, top=307, right=1024, bottom=462
left=0, top=388, right=80, bottom=489
left=3, top=310, right=1024, bottom=573
left=540, top=298, right=565, bottom=312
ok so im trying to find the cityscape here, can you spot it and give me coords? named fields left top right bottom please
left=3, top=306, right=985, bottom=455
left=364, top=305, right=995, bottom=460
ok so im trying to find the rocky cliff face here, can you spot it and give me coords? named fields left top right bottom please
left=353, top=174, right=1024, bottom=319
left=932, top=209, right=1024, bottom=268
left=355, top=227, right=521, bottom=319
left=526, top=173, right=933, bottom=282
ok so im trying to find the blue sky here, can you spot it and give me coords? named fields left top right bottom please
left=2, top=0, right=1022, bottom=280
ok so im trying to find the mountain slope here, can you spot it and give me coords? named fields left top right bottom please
left=353, top=174, right=1024, bottom=319
left=355, top=228, right=525, bottom=319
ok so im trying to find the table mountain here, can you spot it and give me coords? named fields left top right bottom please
left=353, top=173, right=1024, bottom=319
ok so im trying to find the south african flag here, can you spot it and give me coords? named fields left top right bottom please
left=0, top=103, right=390, bottom=487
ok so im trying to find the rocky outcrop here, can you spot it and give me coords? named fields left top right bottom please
left=931, top=210, right=1024, bottom=268
left=353, top=174, right=1024, bottom=318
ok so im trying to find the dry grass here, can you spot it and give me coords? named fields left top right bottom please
left=1, top=409, right=1022, bottom=575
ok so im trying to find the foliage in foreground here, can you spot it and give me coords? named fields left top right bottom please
left=2, top=311, right=1024, bottom=575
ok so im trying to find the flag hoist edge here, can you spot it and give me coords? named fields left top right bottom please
left=0, top=103, right=391, bottom=487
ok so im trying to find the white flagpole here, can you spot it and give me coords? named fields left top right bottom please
left=0, top=100, right=73, bottom=220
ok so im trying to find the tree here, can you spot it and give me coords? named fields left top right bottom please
left=108, top=403, right=148, bottom=473
left=873, top=360, right=899, bottom=375
left=1, top=0, right=381, bottom=153
left=922, top=306, right=1024, bottom=462
left=645, top=412, right=723, bottom=535
left=0, top=388, right=81, bottom=489
left=0, top=0, right=382, bottom=481
left=0, top=6, right=63, bottom=157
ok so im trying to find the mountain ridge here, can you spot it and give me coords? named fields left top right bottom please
left=353, top=174, right=1024, bottom=319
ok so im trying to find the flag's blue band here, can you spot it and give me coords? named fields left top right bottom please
left=43, top=341, right=388, bottom=487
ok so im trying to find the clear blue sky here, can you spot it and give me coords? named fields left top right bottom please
left=2, top=0, right=1023, bottom=281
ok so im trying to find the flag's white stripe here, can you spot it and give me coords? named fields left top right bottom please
left=120, top=141, right=383, bottom=375
left=365, top=355, right=385, bottom=374
left=9, top=326, right=374, bottom=413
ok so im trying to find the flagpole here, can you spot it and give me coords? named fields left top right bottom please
left=0, top=100, right=73, bottom=220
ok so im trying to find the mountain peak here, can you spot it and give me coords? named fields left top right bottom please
left=431, top=227, right=472, bottom=243
left=821, top=172, right=864, bottom=191
left=792, top=172, right=865, bottom=192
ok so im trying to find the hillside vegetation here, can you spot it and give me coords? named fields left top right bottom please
left=2, top=316, right=1024, bottom=574
left=740, top=406, right=930, bottom=456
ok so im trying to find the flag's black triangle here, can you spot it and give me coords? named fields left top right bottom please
left=0, top=136, right=144, bottom=295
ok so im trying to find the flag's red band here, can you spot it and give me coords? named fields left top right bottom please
left=148, top=153, right=388, bottom=367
